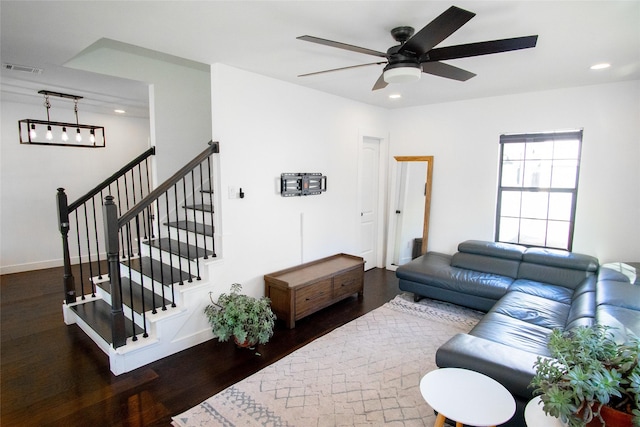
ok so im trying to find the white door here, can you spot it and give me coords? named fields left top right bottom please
left=359, top=137, right=380, bottom=270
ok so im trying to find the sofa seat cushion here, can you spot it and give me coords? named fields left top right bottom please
left=596, top=280, right=640, bottom=310
left=597, top=306, right=640, bottom=342
left=508, top=279, right=574, bottom=304
left=469, top=311, right=555, bottom=356
left=492, top=292, right=570, bottom=330
left=396, top=252, right=513, bottom=300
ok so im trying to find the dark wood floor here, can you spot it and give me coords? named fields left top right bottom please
left=1, top=265, right=401, bottom=426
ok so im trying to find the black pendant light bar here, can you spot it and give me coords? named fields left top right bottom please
left=18, top=90, right=106, bottom=148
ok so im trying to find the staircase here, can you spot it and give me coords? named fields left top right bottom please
left=60, top=142, right=220, bottom=375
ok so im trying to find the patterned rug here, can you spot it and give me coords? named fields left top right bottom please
left=172, top=293, right=483, bottom=427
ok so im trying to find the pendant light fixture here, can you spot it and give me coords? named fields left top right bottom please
left=18, top=90, right=106, bottom=148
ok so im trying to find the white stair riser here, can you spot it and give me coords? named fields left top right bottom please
left=166, top=227, right=215, bottom=250
left=118, top=264, right=186, bottom=306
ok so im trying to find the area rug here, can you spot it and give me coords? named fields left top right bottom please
left=172, top=293, right=483, bottom=427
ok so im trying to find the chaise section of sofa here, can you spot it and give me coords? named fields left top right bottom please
left=397, top=239, right=616, bottom=426
left=396, top=240, right=527, bottom=311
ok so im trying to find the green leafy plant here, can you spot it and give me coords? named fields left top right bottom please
left=204, top=283, right=276, bottom=347
left=530, top=325, right=640, bottom=427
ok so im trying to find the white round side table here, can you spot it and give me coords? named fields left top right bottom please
left=420, top=368, right=516, bottom=427
left=524, top=396, right=566, bottom=427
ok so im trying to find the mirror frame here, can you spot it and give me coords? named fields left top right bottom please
left=390, top=156, right=434, bottom=260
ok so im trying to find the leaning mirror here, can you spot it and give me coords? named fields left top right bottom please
left=386, top=156, right=433, bottom=270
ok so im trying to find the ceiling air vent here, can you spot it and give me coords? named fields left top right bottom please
left=3, top=63, right=43, bottom=74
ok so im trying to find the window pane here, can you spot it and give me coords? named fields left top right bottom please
left=520, top=218, right=547, bottom=246
left=503, top=143, right=525, bottom=160
left=548, top=193, right=573, bottom=221
left=501, top=160, right=524, bottom=187
left=500, top=191, right=521, bottom=217
left=521, top=192, right=548, bottom=219
left=498, top=217, right=520, bottom=243
left=497, top=131, right=581, bottom=250
left=524, top=160, right=551, bottom=187
left=553, top=139, right=580, bottom=159
left=551, top=160, right=578, bottom=188
left=526, top=140, right=554, bottom=159
left=547, top=221, right=570, bottom=250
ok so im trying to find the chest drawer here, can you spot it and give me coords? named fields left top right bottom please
left=295, top=278, right=333, bottom=318
left=334, top=268, right=362, bottom=298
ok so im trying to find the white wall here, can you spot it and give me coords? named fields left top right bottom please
left=209, top=64, right=389, bottom=298
left=65, top=39, right=213, bottom=183
left=389, top=80, right=640, bottom=263
left=0, top=100, right=150, bottom=273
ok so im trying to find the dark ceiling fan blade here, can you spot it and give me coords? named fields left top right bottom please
left=400, top=6, right=476, bottom=56
left=372, top=74, right=388, bottom=91
left=298, top=61, right=386, bottom=77
left=297, top=35, right=387, bottom=58
left=425, top=35, right=538, bottom=62
left=421, top=62, right=476, bottom=81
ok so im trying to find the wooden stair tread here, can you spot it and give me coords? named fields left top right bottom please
left=96, top=278, right=172, bottom=313
left=183, top=203, right=213, bottom=213
left=164, top=220, right=214, bottom=236
left=145, top=238, right=214, bottom=260
left=123, top=257, right=194, bottom=285
left=71, top=299, right=143, bottom=344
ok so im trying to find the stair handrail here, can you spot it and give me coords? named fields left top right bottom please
left=57, top=146, right=156, bottom=304
left=68, top=147, right=156, bottom=212
left=103, top=140, right=219, bottom=348
left=118, top=141, right=218, bottom=228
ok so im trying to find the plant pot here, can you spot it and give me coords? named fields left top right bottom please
left=233, top=336, right=255, bottom=348
left=586, top=404, right=634, bottom=427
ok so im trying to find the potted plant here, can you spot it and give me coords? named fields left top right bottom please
left=204, top=283, right=276, bottom=348
left=530, top=325, right=640, bottom=427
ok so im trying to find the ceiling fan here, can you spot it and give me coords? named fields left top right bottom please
left=297, top=5, right=538, bottom=91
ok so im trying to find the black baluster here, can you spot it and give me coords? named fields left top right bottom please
left=74, top=210, right=86, bottom=299
left=91, top=196, right=103, bottom=279
left=83, top=203, right=95, bottom=283
left=181, top=177, right=193, bottom=282
left=115, top=179, right=126, bottom=259
left=198, top=162, right=209, bottom=259
left=190, top=169, right=201, bottom=280
left=163, top=193, right=175, bottom=308
left=125, top=222, right=137, bottom=342
left=173, top=184, right=185, bottom=285
left=206, top=156, right=216, bottom=257
left=148, top=202, right=158, bottom=314
left=137, top=165, right=148, bottom=239
left=134, top=215, right=148, bottom=338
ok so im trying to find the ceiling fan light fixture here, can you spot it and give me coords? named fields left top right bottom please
left=383, top=66, right=421, bottom=84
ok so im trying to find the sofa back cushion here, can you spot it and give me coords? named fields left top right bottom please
left=457, top=240, right=526, bottom=260
left=518, top=247, right=598, bottom=289
left=452, top=240, right=525, bottom=278
left=451, top=252, right=521, bottom=278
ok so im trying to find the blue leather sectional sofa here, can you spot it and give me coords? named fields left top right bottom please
left=396, top=240, right=640, bottom=427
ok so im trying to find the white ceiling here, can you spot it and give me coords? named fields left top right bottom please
left=1, top=1, right=639, bottom=115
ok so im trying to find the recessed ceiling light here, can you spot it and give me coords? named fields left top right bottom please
left=590, top=63, right=611, bottom=70
left=389, top=94, right=402, bottom=99
left=114, top=109, right=126, bottom=114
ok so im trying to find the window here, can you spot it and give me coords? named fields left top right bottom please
left=495, top=130, right=583, bottom=251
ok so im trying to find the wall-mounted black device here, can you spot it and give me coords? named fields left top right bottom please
left=280, top=173, right=327, bottom=197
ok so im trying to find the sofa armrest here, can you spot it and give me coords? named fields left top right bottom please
left=435, top=333, right=543, bottom=401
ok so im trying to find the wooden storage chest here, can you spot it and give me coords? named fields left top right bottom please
left=264, top=253, right=364, bottom=328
